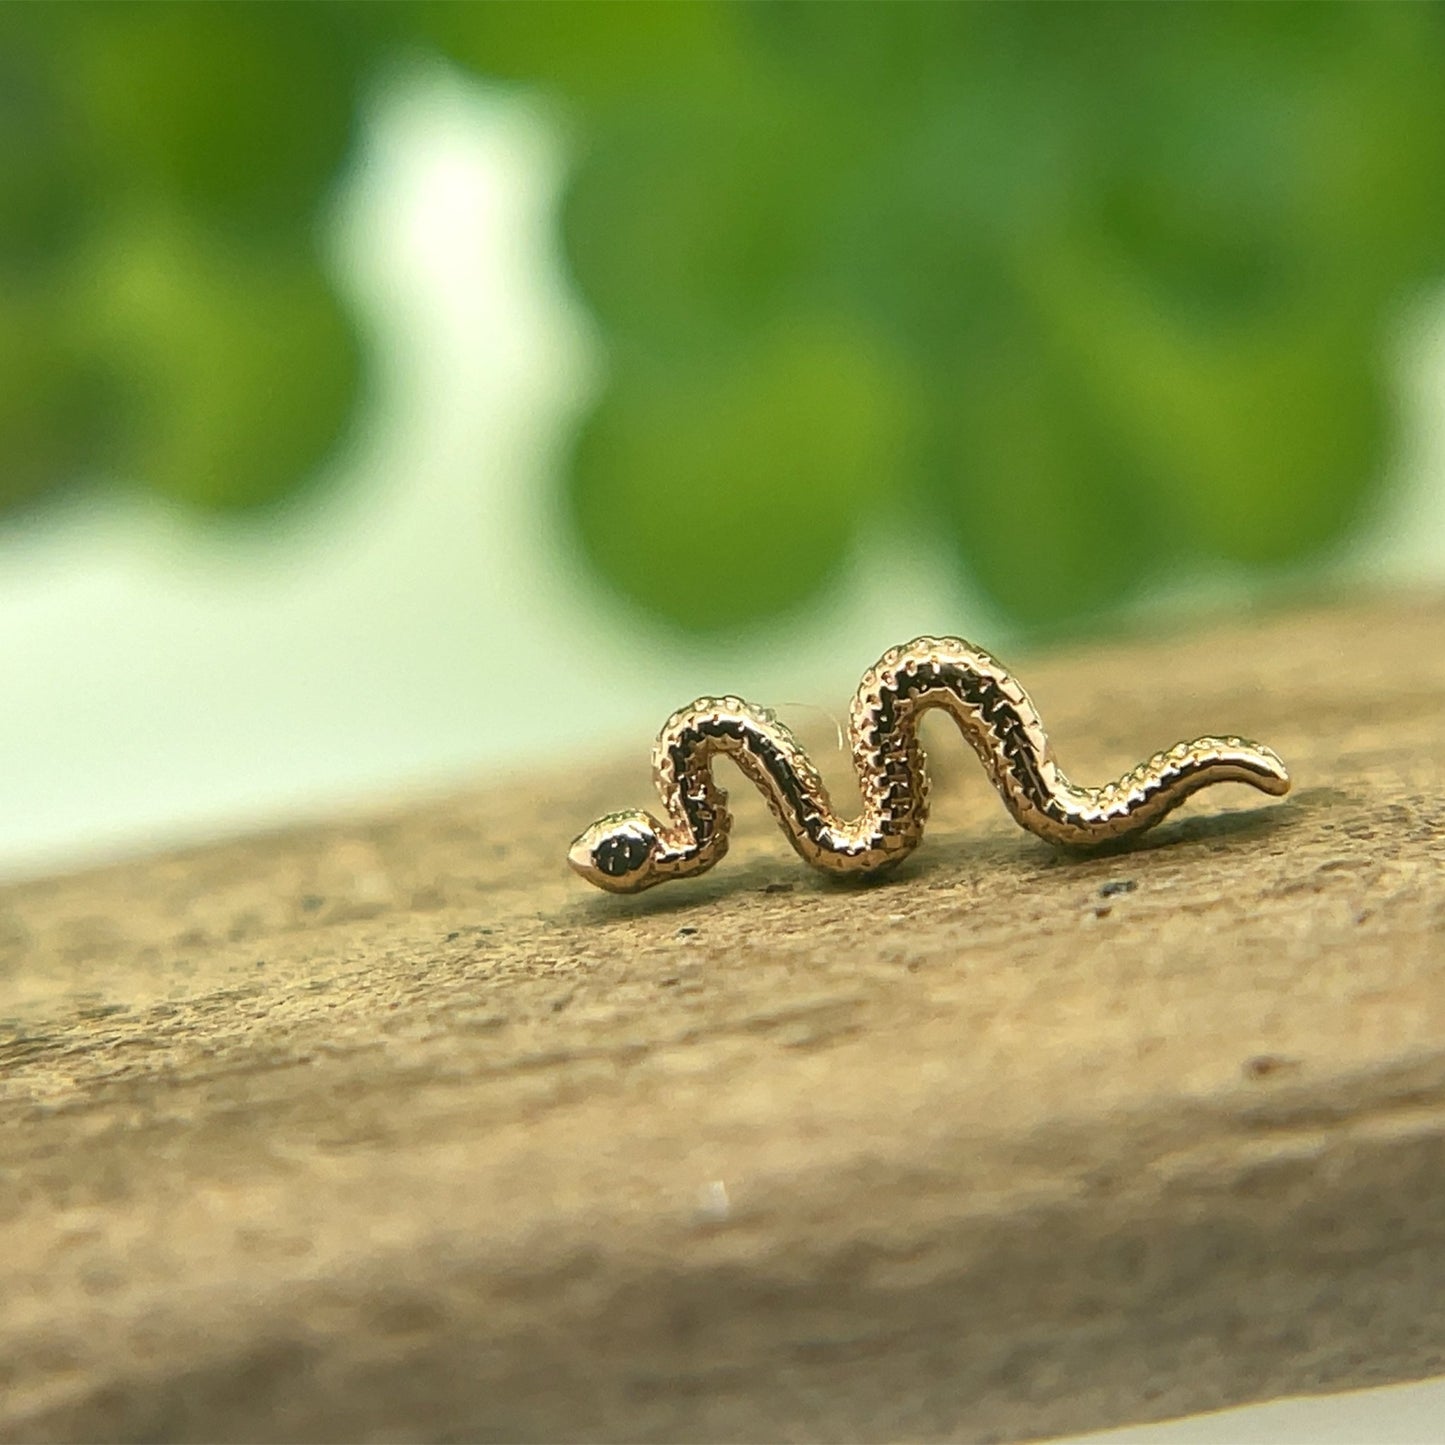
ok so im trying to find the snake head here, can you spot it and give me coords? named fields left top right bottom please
left=567, top=811, right=664, bottom=893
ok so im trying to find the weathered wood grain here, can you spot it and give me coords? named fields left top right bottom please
left=3, top=599, right=1445, bottom=1443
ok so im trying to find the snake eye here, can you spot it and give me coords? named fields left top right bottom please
left=594, top=830, right=650, bottom=878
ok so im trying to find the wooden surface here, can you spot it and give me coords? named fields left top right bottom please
left=3, top=600, right=1445, bottom=1443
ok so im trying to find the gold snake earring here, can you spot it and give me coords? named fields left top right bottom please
left=568, top=636, right=1290, bottom=895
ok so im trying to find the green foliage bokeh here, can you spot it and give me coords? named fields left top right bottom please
left=2, top=0, right=1444, bottom=632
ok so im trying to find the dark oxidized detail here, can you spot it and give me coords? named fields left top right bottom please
left=568, top=636, right=1291, bottom=894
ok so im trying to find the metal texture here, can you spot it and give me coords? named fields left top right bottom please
left=568, top=636, right=1290, bottom=894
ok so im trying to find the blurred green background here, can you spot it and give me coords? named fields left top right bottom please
left=4, top=0, right=1445, bottom=881
left=6, top=0, right=1445, bottom=636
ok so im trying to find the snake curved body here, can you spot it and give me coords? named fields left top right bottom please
left=568, top=636, right=1290, bottom=894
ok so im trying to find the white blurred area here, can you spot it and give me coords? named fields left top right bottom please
left=2, top=64, right=1444, bottom=1443
left=0, top=64, right=996, bottom=880
left=1077, top=1375, right=1445, bottom=1445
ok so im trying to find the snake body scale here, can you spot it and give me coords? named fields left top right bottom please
left=568, top=636, right=1290, bottom=894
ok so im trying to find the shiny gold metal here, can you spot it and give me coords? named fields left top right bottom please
left=568, top=636, right=1290, bottom=894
